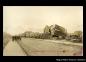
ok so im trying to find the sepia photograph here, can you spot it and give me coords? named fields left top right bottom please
left=3, top=6, right=83, bottom=56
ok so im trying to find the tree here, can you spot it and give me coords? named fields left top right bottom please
left=73, top=31, right=83, bottom=42
left=44, top=25, right=51, bottom=35
left=50, top=24, right=67, bottom=38
left=43, top=25, right=51, bottom=39
left=74, top=31, right=82, bottom=37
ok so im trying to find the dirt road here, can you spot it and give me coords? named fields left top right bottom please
left=3, top=41, right=26, bottom=56
left=3, top=38, right=83, bottom=56
left=20, top=38, right=83, bottom=56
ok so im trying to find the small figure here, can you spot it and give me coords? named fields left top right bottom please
left=12, top=36, right=21, bottom=41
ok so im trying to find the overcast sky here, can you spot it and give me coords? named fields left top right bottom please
left=3, top=6, right=83, bottom=35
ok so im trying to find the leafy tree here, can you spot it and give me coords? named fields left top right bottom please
left=74, top=31, right=82, bottom=37
left=44, top=25, right=51, bottom=35
left=50, top=24, right=67, bottom=38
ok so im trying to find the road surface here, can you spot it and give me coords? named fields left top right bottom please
left=21, top=38, right=83, bottom=56
left=3, top=41, right=27, bottom=56
left=3, top=38, right=83, bottom=56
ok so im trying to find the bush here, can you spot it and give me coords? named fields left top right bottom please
left=3, top=32, right=12, bottom=48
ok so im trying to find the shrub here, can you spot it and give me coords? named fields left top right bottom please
left=3, top=32, right=12, bottom=48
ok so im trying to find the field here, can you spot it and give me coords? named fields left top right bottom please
left=3, top=36, right=83, bottom=56
left=17, top=38, right=83, bottom=56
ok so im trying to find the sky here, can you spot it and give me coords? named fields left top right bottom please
left=3, top=6, right=83, bottom=35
